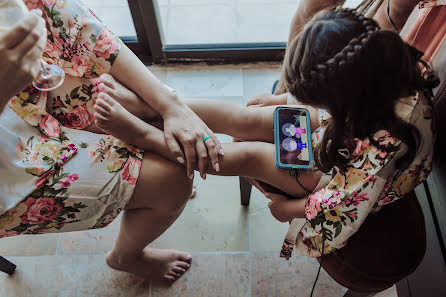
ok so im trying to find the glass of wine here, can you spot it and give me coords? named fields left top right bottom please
left=0, top=0, right=65, bottom=91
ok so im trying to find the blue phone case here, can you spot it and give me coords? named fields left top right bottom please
left=274, top=106, right=313, bottom=170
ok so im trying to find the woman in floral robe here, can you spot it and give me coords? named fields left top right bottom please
left=0, top=0, right=209, bottom=281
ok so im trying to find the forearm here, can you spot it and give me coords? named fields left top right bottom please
left=374, top=0, right=418, bottom=32
left=108, top=44, right=180, bottom=116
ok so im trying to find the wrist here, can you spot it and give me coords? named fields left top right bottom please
left=158, top=93, right=183, bottom=117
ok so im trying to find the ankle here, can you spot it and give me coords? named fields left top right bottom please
left=107, top=250, right=141, bottom=266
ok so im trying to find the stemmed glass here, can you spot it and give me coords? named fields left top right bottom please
left=0, top=0, right=65, bottom=91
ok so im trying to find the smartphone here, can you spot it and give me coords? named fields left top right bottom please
left=274, top=106, right=313, bottom=170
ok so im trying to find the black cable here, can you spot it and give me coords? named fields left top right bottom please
left=291, top=168, right=325, bottom=296
left=387, top=0, right=399, bottom=32
left=293, top=168, right=312, bottom=194
left=310, top=229, right=326, bottom=297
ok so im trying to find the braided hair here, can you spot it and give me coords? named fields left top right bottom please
left=284, top=7, right=439, bottom=173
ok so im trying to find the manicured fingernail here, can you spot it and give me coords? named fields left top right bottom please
left=189, top=173, right=194, bottom=179
left=177, top=157, right=184, bottom=164
left=215, top=163, right=220, bottom=172
left=219, top=149, right=225, bottom=156
left=203, top=174, right=207, bottom=180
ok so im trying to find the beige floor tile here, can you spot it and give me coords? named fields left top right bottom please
left=47, top=255, right=150, bottom=297
left=152, top=253, right=251, bottom=297
left=165, top=67, right=244, bottom=98
left=248, top=188, right=295, bottom=252
left=251, top=252, right=347, bottom=297
left=152, top=175, right=249, bottom=252
left=0, top=233, right=59, bottom=257
left=56, top=213, right=122, bottom=255
left=0, top=256, right=55, bottom=297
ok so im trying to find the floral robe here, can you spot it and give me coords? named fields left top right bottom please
left=280, top=91, right=435, bottom=259
left=0, top=0, right=143, bottom=238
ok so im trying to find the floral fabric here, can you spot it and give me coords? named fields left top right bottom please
left=281, top=91, right=435, bottom=258
left=0, top=0, right=143, bottom=237
left=418, top=0, right=446, bottom=8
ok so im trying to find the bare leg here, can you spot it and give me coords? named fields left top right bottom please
left=94, top=94, right=321, bottom=197
left=106, top=152, right=193, bottom=281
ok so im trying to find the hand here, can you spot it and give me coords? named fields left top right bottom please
left=265, top=192, right=300, bottom=223
left=163, top=103, right=224, bottom=179
left=247, top=93, right=287, bottom=107
left=0, top=11, right=46, bottom=112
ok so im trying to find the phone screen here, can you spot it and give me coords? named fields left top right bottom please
left=277, top=108, right=311, bottom=167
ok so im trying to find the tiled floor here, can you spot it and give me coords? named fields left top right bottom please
left=0, top=63, right=398, bottom=297
left=88, top=0, right=363, bottom=43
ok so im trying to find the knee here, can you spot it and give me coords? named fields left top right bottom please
left=155, top=161, right=192, bottom=215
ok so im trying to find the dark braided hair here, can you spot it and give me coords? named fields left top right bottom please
left=284, top=7, right=439, bottom=173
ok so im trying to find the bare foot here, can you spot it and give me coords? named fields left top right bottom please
left=106, top=247, right=192, bottom=281
left=98, top=74, right=160, bottom=122
left=93, top=92, right=151, bottom=147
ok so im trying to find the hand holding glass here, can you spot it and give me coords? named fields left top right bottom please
left=0, top=0, right=64, bottom=91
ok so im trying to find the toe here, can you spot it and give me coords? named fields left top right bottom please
left=98, top=92, right=116, bottom=107
left=164, top=274, right=176, bottom=281
left=178, top=252, right=192, bottom=263
left=94, top=104, right=109, bottom=116
left=94, top=112, right=108, bottom=123
left=99, top=74, right=115, bottom=88
left=176, top=261, right=191, bottom=270
left=98, top=83, right=114, bottom=96
left=95, top=98, right=112, bottom=112
left=172, top=266, right=186, bottom=274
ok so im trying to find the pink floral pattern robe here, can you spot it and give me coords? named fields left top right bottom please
left=0, top=0, right=143, bottom=238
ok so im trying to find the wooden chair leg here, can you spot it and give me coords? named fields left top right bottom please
left=0, top=256, right=16, bottom=275
left=240, top=177, right=252, bottom=206
left=343, top=290, right=378, bottom=297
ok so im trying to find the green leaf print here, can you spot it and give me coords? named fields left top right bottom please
left=90, top=34, right=98, bottom=44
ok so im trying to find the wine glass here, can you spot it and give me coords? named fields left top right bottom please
left=0, top=0, right=65, bottom=91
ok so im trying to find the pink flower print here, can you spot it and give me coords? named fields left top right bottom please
left=42, top=0, right=56, bottom=7
left=71, top=55, right=90, bottom=77
left=347, top=211, right=357, bottom=219
left=89, top=9, right=98, bottom=18
left=25, top=0, right=42, bottom=10
left=0, top=230, right=18, bottom=239
left=305, top=192, right=323, bottom=220
left=68, top=174, right=79, bottom=181
left=295, top=127, right=306, bottom=135
left=34, top=170, right=55, bottom=188
left=352, top=139, right=370, bottom=157
left=94, top=30, right=118, bottom=60
left=20, top=197, right=62, bottom=225
left=363, top=161, right=372, bottom=170
left=39, top=114, right=61, bottom=138
left=59, top=180, right=71, bottom=188
left=64, top=105, right=94, bottom=130
left=121, top=158, right=142, bottom=185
